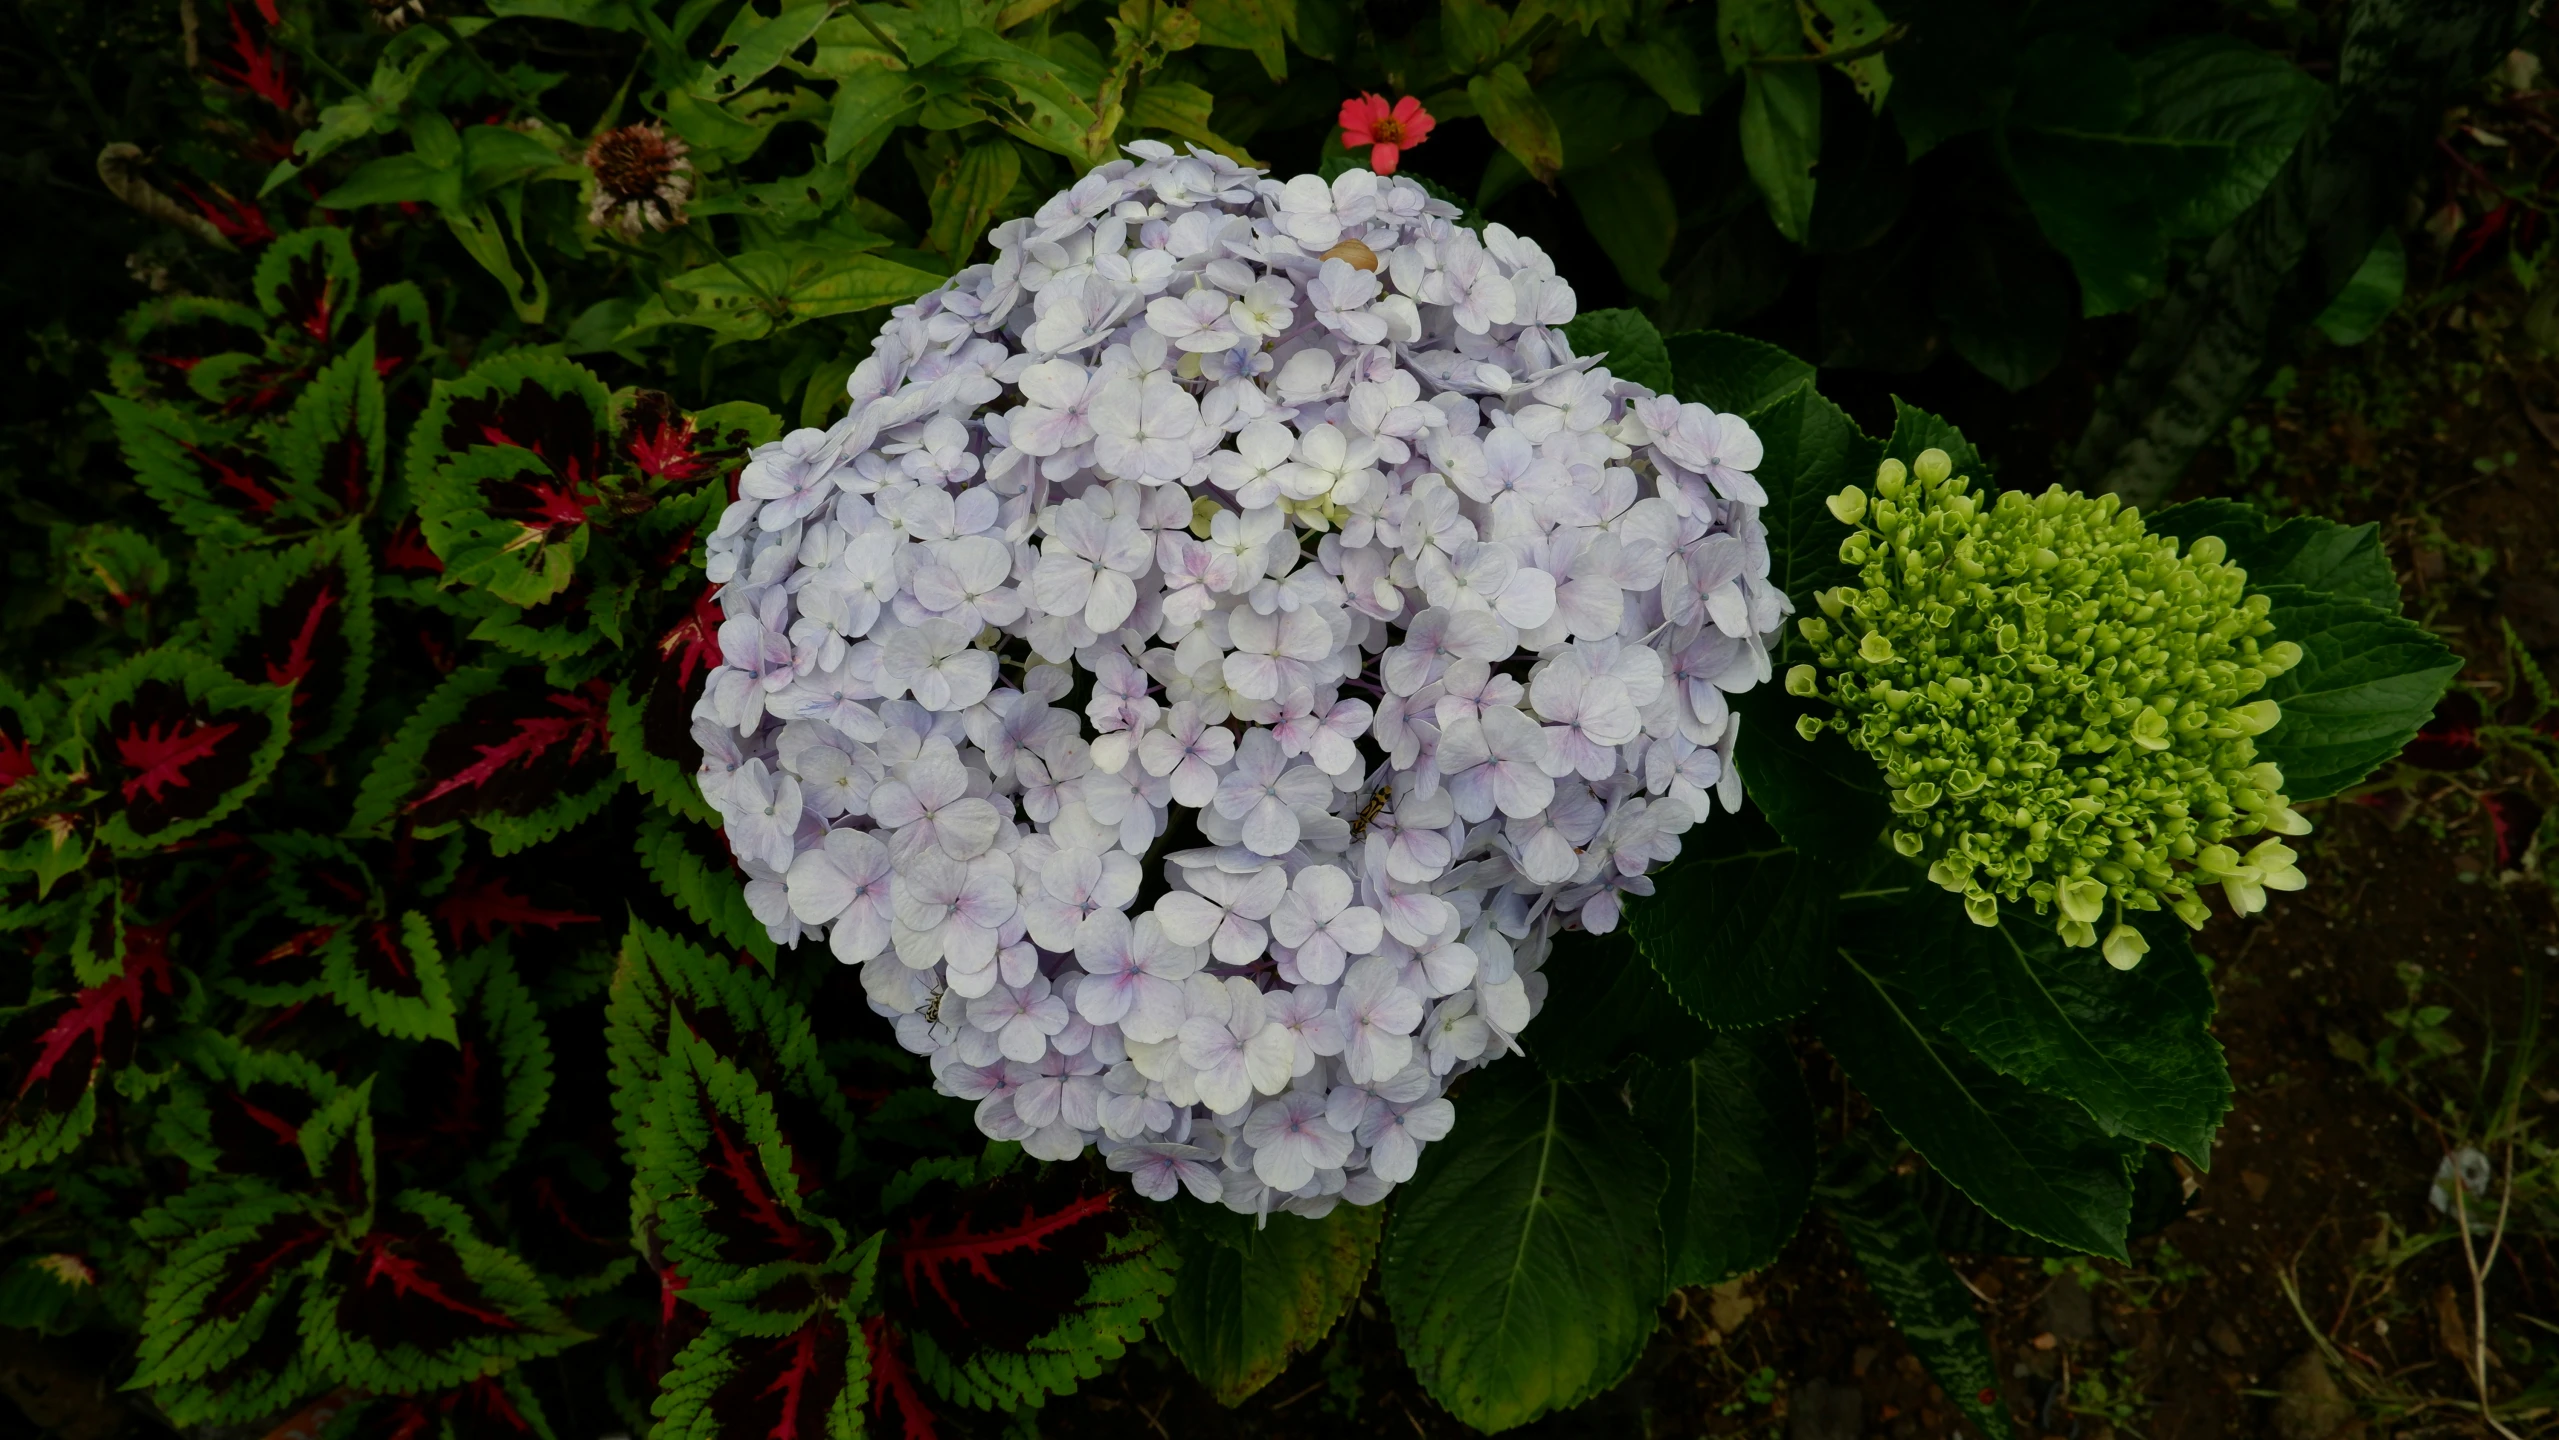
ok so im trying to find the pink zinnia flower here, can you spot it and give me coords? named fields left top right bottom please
left=1338, top=93, right=1435, bottom=176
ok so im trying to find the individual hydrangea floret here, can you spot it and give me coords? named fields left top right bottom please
left=1787, top=449, right=2308, bottom=969
left=693, top=144, right=1785, bottom=1218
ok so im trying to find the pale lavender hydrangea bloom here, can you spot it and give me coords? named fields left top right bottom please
left=694, top=143, right=1781, bottom=1217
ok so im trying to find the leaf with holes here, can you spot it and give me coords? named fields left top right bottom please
left=302, top=1188, right=585, bottom=1391
left=72, top=646, right=293, bottom=853
left=195, top=527, right=376, bottom=755
left=351, top=664, right=623, bottom=854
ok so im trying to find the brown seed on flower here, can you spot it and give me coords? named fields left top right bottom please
left=584, top=122, right=694, bottom=242
left=1318, top=238, right=1379, bottom=271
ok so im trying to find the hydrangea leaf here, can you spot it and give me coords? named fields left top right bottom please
left=1159, top=1195, right=1381, bottom=1405
left=195, top=525, right=377, bottom=755
left=1888, top=899, right=2228, bottom=1166
left=71, top=645, right=293, bottom=853
left=1816, top=947, right=2138, bottom=1259
left=2143, top=497, right=2398, bottom=609
left=1525, top=924, right=1711, bottom=1081
left=1815, top=1135, right=2015, bottom=1439
left=1914, top=1146, right=2193, bottom=1259
left=350, top=664, right=623, bottom=855
left=1729, top=685, right=1892, bottom=863
left=1381, top=1062, right=1666, bottom=1431
left=2247, top=584, right=2461, bottom=801
left=1561, top=308, right=1673, bottom=395
left=1742, top=384, right=1882, bottom=618
left=302, top=1188, right=586, bottom=1391
left=1662, top=328, right=1814, bottom=417
left=1632, top=1025, right=1813, bottom=1288
left=0, top=927, right=172, bottom=1171
left=1627, top=802, right=1835, bottom=1026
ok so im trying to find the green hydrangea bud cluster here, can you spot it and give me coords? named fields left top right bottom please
left=1785, top=449, right=2313, bottom=970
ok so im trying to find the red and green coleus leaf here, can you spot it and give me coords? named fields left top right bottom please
left=376, top=940, right=553, bottom=1191
left=333, top=1372, right=559, bottom=1440
left=304, top=1189, right=585, bottom=1392
left=195, top=526, right=377, bottom=754
left=254, top=227, right=360, bottom=350
left=70, top=646, right=293, bottom=852
left=65, top=877, right=128, bottom=989
left=298, top=1078, right=380, bottom=1223
left=616, top=394, right=779, bottom=489
left=210, top=904, right=335, bottom=1005
left=140, top=1254, right=324, bottom=1428
left=323, top=909, right=460, bottom=1045
left=635, top=807, right=775, bottom=965
left=107, top=295, right=269, bottom=406
left=653, top=1242, right=880, bottom=1440
left=57, top=523, right=175, bottom=625
left=419, top=445, right=598, bottom=608
left=269, top=336, right=387, bottom=524
left=882, top=1170, right=1175, bottom=1411
left=361, top=280, right=432, bottom=382
left=408, top=353, right=613, bottom=496
left=149, top=1033, right=344, bottom=1183
left=0, top=921, right=173, bottom=1170
left=468, top=570, right=636, bottom=663
left=102, top=396, right=334, bottom=544
left=641, top=1028, right=848, bottom=1282
left=610, top=583, right=725, bottom=826
left=351, top=664, right=623, bottom=857
left=434, top=867, right=603, bottom=953
left=0, top=683, right=96, bottom=896
left=131, top=1182, right=334, bottom=1390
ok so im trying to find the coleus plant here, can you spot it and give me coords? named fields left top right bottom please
left=0, top=224, right=1175, bottom=1438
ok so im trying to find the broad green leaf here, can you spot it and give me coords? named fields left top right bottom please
left=2000, top=32, right=2159, bottom=316
left=2132, top=36, right=2324, bottom=240
left=1817, top=1136, right=2015, bottom=1438
left=1525, top=927, right=1710, bottom=1082
left=1663, top=329, right=1815, bottom=416
left=1383, top=1063, right=1665, bottom=1431
left=1932, top=205, right=2072, bottom=391
left=1817, top=949, right=2138, bottom=1259
left=927, top=137, right=1022, bottom=264
left=1468, top=64, right=1565, bottom=186
left=261, top=23, right=480, bottom=195
left=2251, top=584, right=2461, bottom=800
left=1442, top=0, right=1504, bottom=72
left=1565, top=149, right=1676, bottom=298
left=1738, top=67, right=1820, bottom=242
left=825, top=66, right=922, bottom=164
left=1629, top=806, right=1834, bottom=1026
left=1160, top=1203, right=1380, bottom=1405
left=1195, top=0, right=1292, bottom=81
left=1562, top=308, right=1673, bottom=396
left=1633, top=1027, right=1813, bottom=1287
left=1916, top=1148, right=2193, bottom=1259
left=1730, top=686, right=1892, bottom=862
left=315, top=152, right=455, bottom=210
left=1739, top=383, right=1879, bottom=611
left=694, top=0, right=836, bottom=99
left=1890, top=901, right=2228, bottom=1164
left=1610, top=9, right=1726, bottom=116
left=2142, top=498, right=2399, bottom=610
left=1126, top=81, right=1256, bottom=165
left=2315, top=228, right=2406, bottom=346
left=1879, top=396, right=1985, bottom=483
left=667, top=247, right=947, bottom=328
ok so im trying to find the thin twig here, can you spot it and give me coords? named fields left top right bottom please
left=2450, top=1141, right=2525, bottom=1439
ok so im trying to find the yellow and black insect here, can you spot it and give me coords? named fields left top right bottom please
left=1350, top=783, right=1393, bottom=840
left=920, top=983, right=948, bottom=1026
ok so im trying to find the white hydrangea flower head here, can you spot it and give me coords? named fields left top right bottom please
left=695, top=143, right=1782, bottom=1219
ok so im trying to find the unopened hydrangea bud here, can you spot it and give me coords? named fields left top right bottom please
left=1794, top=453, right=2312, bottom=955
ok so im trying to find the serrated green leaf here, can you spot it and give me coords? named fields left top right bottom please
left=1730, top=685, right=1892, bottom=863
left=636, top=807, right=778, bottom=963
left=1160, top=1202, right=1380, bottom=1404
left=1527, top=925, right=1712, bottom=1081
left=71, top=645, right=294, bottom=854
left=1878, top=395, right=1984, bottom=479
left=324, top=910, right=459, bottom=1044
left=667, top=247, right=947, bottom=332
left=100, top=396, right=321, bottom=545
left=1629, top=804, right=1835, bottom=1026
left=1664, top=328, right=1816, bottom=417
left=301, top=1189, right=585, bottom=1391
left=1817, top=949, right=2138, bottom=1259
left=195, top=525, right=377, bottom=756
left=1816, top=1135, right=2014, bottom=1438
left=2252, top=584, right=2461, bottom=800
left=1889, top=900, right=2228, bottom=1164
left=2143, top=497, right=2400, bottom=610
left=2131, top=36, right=2324, bottom=241
left=1563, top=309, right=1674, bottom=397
left=1633, top=1026, right=1813, bottom=1287
left=1382, top=1063, right=1665, bottom=1431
